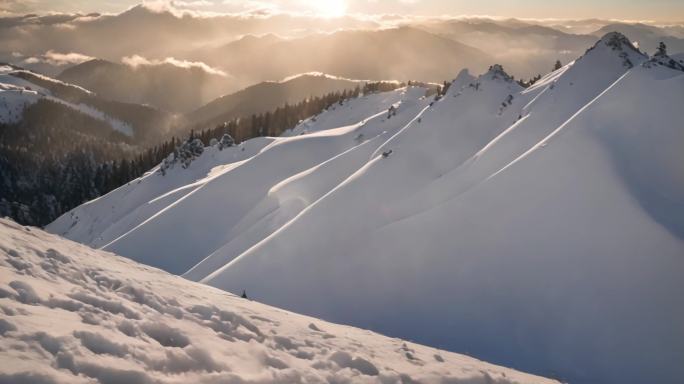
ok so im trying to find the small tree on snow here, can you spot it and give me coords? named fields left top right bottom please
left=553, top=60, right=563, bottom=71
left=218, top=133, right=234, bottom=150
left=159, top=153, right=174, bottom=175
left=387, top=105, right=397, bottom=119
left=169, top=136, right=204, bottom=169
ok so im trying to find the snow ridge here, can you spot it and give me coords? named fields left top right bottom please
left=0, top=67, right=133, bottom=135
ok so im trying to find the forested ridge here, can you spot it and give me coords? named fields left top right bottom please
left=1, top=81, right=403, bottom=226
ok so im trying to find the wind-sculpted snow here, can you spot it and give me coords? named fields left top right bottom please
left=48, top=33, right=684, bottom=384
left=0, top=219, right=556, bottom=384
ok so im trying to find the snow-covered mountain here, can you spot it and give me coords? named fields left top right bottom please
left=58, top=58, right=234, bottom=113
left=0, top=64, right=174, bottom=141
left=0, top=65, right=131, bottom=134
left=48, top=33, right=684, bottom=384
left=186, top=72, right=368, bottom=129
left=0, top=64, right=182, bottom=227
left=591, top=23, right=684, bottom=54
left=0, top=219, right=556, bottom=384
left=50, top=85, right=431, bottom=272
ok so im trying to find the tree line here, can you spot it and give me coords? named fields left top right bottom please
left=0, top=81, right=402, bottom=226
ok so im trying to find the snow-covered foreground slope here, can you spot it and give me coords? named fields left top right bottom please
left=0, top=219, right=556, bottom=384
left=48, top=33, right=684, bottom=383
left=0, top=65, right=132, bottom=135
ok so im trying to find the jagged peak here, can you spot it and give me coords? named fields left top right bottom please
left=452, top=68, right=473, bottom=82
left=579, top=32, right=648, bottom=69
left=442, top=69, right=476, bottom=97
left=481, top=64, right=514, bottom=82
left=585, top=32, right=646, bottom=57
left=599, top=32, right=641, bottom=52
left=451, top=68, right=475, bottom=86
left=461, top=65, right=519, bottom=94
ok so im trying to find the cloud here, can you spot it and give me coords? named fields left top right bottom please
left=0, top=0, right=39, bottom=15
left=45, top=51, right=93, bottom=65
left=121, top=54, right=228, bottom=76
left=135, top=0, right=249, bottom=17
left=22, top=50, right=94, bottom=66
left=172, top=0, right=214, bottom=7
left=221, top=0, right=278, bottom=14
left=120, top=54, right=157, bottom=67
left=138, top=0, right=180, bottom=14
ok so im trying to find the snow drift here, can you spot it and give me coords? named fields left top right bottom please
left=48, top=33, right=684, bottom=384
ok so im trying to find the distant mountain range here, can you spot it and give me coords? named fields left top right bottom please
left=58, top=59, right=233, bottom=113
left=51, top=26, right=492, bottom=108
left=0, top=4, right=379, bottom=67
left=193, top=27, right=494, bottom=89
left=415, top=19, right=597, bottom=77
left=2, top=5, right=682, bottom=83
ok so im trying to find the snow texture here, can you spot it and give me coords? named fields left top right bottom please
left=0, top=219, right=555, bottom=384
left=48, top=33, right=684, bottom=384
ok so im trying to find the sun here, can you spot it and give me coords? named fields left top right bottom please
left=311, top=0, right=348, bottom=18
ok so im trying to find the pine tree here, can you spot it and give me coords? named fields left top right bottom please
left=218, top=133, right=234, bottom=150
left=554, top=60, right=563, bottom=71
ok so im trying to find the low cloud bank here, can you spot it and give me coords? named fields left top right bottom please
left=121, top=54, right=228, bottom=76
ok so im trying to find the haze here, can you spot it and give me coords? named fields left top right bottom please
left=2, top=0, right=683, bottom=22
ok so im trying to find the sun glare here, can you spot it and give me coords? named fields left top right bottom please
left=312, top=0, right=348, bottom=18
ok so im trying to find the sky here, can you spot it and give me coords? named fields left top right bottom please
left=1, top=0, right=683, bottom=21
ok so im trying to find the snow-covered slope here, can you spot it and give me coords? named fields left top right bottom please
left=0, top=65, right=132, bottom=135
left=49, top=86, right=433, bottom=275
left=0, top=219, right=556, bottom=384
left=0, top=66, right=44, bottom=124
left=48, top=33, right=684, bottom=383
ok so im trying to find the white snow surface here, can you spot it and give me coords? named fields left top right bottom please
left=0, top=66, right=133, bottom=136
left=0, top=219, right=556, bottom=384
left=48, top=33, right=684, bottom=384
